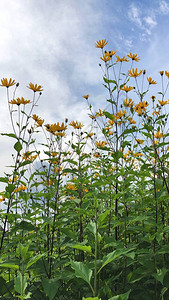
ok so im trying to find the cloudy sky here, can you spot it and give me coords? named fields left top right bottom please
left=1, top=0, right=169, bottom=176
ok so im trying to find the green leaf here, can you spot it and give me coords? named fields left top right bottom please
left=14, top=271, right=27, bottom=295
left=71, top=244, right=92, bottom=253
left=14, top=141, right=22, bottom=153
left=87, top=222, right=96, bottom=236
left=103, top=111, right=114, bottom=120
left=98, top=249, right=134, bottom=273
left=5, top=184, right=15, bottom=194
left=60, top=228, right=76, bottom=239
left=152, top=268, right=168, bottom=285
left=71, top=261, right=93, bottom=287
left=16, top=220, right=36, bottom=232
left=108, top=289, right=131, bottom=300
left=103, top=77, right=117, bottom=85
left=0, top=263, right=19, bottom=270
left=82, top=298, right=101, bottom=300
left=98, top=210, right=110, bottom=225
left=26, top=254, right=45, bottom=270
left=1, top=133, right=17, bottom=139
left=0, top=177, right=8, bottom=183
left=42, top=278, right=59, bottom=300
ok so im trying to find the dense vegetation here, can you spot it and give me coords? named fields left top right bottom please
left=0, top=40, right=169, bottom=299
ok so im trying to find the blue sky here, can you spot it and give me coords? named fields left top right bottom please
left=1, top=0, right=169, bottom=175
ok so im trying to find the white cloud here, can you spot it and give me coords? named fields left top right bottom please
left=144, top=16, right=157, bottom=28
left=159, top=0, right=169, bottom=14
left=128, top=4, right=142, bottom=27
left=128, top=3, right=158, bottom=38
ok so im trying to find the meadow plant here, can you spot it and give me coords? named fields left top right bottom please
left=0, top=40, right=169, bottom=299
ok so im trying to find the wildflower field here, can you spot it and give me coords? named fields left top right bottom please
left=0, top=40, right=169, bottom=299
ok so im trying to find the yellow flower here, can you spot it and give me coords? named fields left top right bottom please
left=116, top=56, right=129, bottom=62
left=51, top=152, right=58, bottom=157
left=134, top=152, right=143, bottom=157
left=108, top=119, right=115, bottom=125
left=154, top=131, right=164, bottom=139
left=152, top=110, right=160, bottom=116
left=82, top=94, right=90, bottom=100
left=69, top=121, right=84, bottom=129
left=134, top=101, right=149, bottom=115
left=147, top=77, right=157, bottom=84
left=120, top=85, right=134, bottom=92
left=47, top=180, right=54, bottom=186
left=89, top=114, right=96, bottom=120
left=95, top=141, right=108, bottom=147
left=107, top=50, right=117, bottom=57
left=127, top=53, right=140, bottom=62
left=22, top=151, right=38, bottom=161
left=45, top=122, right=67, bottom=134
left=158, top=100, right=169, bottom=106
left=0, top=78, right=16, bottom=87
left=114, top=110, right=126, bottom=120
left=135, top=139, right=144, bottom=144
left=66, top=183, right=77, bottom=190
left=100, top=53, right=111, bottom=62
left=32, top=114, right=44, bottom=127
left=128, top=68, right=142, bottom=77
left=9, top=176, right=18, bottom=183
left=128, top=117, right=136, bottom=124
left=9, top=97, right=30, bottom=105
left=165, top=71, right=169, bottom=78
left=159, top=71, right=164, bottom=76
left=93, top=152, right=100, bottom=158
left=123, top=98, right=134, bottom=107
left=96, top=109, right=104, bottom=117
left=14, top=184, right=27, bottom=193
left=85, top=132, right=94, bottom=138
left=54, top=166, right=62, bottom=173
left=27, top=82, right=43, bottom=92
left=0, top=196, right=5, bottom=202
left=95, top=39, right=108, bottom=48
left=93, top=173, right=99, bottom=178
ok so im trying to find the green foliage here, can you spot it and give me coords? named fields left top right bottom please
left=1, top=45, right=169, bottom=300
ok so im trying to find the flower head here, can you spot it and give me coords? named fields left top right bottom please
left=9, top=97, right=30, bottom=105
left=32, top=114, right=44, bottom=127
left=22, top=151, right=38, bottom=161
left=116, top=56, right=129, bottom=62
left=123, top=98, right=134, bottom=107
left=0, top=196, right=5, bottom=203
left=0, top=78, right=16, bottom=87
left=127, top=53, right=140, bottom=62
left=135, top=139, right=144, bottom=144
left=128, top=68, right=142, bottom=77
left=120, top=85, right=134, bottom=92
left=95, top=39, right=108, bottom=48
left=82, top=94, right=90, bottom=100
left=128, top=117, right=136, bottom=124
left=134, top=101, right=149, bottom=115
left=165, top=71, right=169, bottom=78
left=154, top=131, right=164, bottom=139
left=69, top=121, right=84, bottom=129
left=147, top=77, right=157, bottom=84
left=27, top=82, right=43, bottom=92
left=66, top=183, right=77, bottom=190
left=100, top=53, right=111, bottom=62
left=158, top=100, right=169, bottom=106
left=108, top=50, right=117, bottom=57
left=45, top=122, right=67, bottom=135
left=95, top=140, right=108, bottom=148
